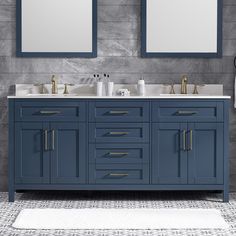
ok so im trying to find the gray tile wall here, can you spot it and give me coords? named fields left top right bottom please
left=0, top=0, right=236, bottom=191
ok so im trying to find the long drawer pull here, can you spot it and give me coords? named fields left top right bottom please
left=109, top=111, right=129, bottom=115
left=188, top=130, right=193, bottom=151
left=176, top=111, right=198, bottom=116
left=108, top=152, right=129, bottom=157
left=109, top=132, right=129, bottom=135
left=51, top=129, right=55, bottom=151
left=39, top=110, right=61, bottom=115
left=182, top=130, right=186, bottom=151
left=44, top=130, right=48, bottom=151
left=109, top=173, right=129, bottom=177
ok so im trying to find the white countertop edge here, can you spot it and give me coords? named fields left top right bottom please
left=7, top=95, right=231, bottom=99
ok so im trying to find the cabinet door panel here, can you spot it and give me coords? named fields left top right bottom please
left=15, top=122, right=50, bottom=184
left=188, top=123, right=223, bottom=184
left=51, top=123, right=86, bottom=184
left=152, top=123, right=187, bottom=184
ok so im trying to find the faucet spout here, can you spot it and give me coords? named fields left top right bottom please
left=181, top=76, right=188, bottom=94
left=51, top=75, right=58, bottom=94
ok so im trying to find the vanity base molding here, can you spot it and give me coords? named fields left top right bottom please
left=8, top=99, right=230, bottom=202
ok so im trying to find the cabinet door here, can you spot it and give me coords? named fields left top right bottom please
left=188, top=123, right=224, bottom=184
left=152, top=123, right=188, bottom=184
left=15, top=122, right=50, bottom=184
left=51, top=123, right=86, bottom=184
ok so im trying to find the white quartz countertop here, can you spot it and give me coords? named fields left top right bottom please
left=7, top=95, right=231, bottom=99
left=7, top=84, right=231, bottom=99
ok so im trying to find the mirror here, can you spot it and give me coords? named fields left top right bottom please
left=141, top=0, right=222, bottom=58
left=16, top=0, right=97, bottom=57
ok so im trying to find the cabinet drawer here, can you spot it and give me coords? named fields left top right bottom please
left=89, top=164, right=149, bottom=184
left=152, top=101, right=223, bottom=122
left=89, top=123, right=149, bottom=143
left=15, top=101, right=86, bottom=121
left=89, top=144, right=149, bottom=164
left=89, top=101, right=149, bottom=122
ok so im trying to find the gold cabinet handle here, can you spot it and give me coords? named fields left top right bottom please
left=182, top=130, right=186, bottom=151
left=108, top=152, right=129, bottom=157
left=51, top=129, right=55, bottom=151
left=109, top=132, right=129, bottom=135
left=176, top=111, right=198, bottom=116
left=188, top=130, right=193, bottom=151
left=44, top=130, right=48, bottom=151
left=109, top=173, right=129, bottom=177
left=39, top=111, right=61, bottom=115
left=109, top=111, right=129, bottom=115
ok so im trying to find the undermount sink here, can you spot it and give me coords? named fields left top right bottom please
left=27, top=94, right=79, bottom=96
left=160, top=94, right=214, bottom=96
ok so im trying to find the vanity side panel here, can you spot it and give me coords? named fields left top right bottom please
left=223, top=100, right=230, bottom=202
left=8, top=99, right=15, bottom=202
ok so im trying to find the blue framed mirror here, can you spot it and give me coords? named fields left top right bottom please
left=16, top=0, right=97, bottom=58
left=141, top=0, right=222, bottom=58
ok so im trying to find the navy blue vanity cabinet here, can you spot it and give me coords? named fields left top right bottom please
left=9, top=100, right=87, bottom=202
left=152, top=100, right=229, bottom=202
left=8, top=99, right=229, bottom=202
left=88, top=101, right=150, bottom=185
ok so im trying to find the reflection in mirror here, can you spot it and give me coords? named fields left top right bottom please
left=141, top=0, right=222, bottom=58
left=16, top=0, right=97, bottom=57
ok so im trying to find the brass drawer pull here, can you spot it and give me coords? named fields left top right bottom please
left=44, top=130, right=48, bottom=151
left=51, top=129, right=55, bottom=151
left=108, top=152, right=129, bottom=157
left=182, top=130, right=186, bottom=151
left=39, top=111, right=61, bottom=115
left=188, top=130, right=193, bottom=151
left=176, top=111, right=198, bottom=116
left=109, top=111, right=129, bottom=115
left=109, top=173, right=129, bottom=177
left=109, top=132, right=129, bottom=136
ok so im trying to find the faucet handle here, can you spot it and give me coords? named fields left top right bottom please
left=169, top=84, right=175, bottom=94
left=193, top=84, right=205, bottom=94
left=163, top=84, right=175, bottom=94
left=63, top=83, right=75, bottom=95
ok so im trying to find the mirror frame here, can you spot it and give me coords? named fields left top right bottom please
left=141, top=0, right=223, bottom=58
left=16, top=0, right=97, bottom=58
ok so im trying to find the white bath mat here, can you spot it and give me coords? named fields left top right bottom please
left=12, top=208, right=229, bottom=230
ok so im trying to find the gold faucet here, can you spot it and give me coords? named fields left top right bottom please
left=180, top=76, right=188, bottom=94
left=51, top=75, right=58, bottom=94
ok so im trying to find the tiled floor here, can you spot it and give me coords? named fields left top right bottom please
left=0, top=191, right=235, bottom=236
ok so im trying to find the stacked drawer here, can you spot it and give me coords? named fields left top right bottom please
left=88, top=101, right=150, bottom=184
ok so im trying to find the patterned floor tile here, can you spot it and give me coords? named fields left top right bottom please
left=0, top=191, right=235, bottom=236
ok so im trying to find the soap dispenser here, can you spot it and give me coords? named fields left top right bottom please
left=138, top=77, right=145, bottom=96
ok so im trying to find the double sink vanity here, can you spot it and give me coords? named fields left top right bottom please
left=8, top=81, right=230, bottom=202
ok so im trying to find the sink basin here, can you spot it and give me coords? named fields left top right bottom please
left=160, top=94, right=212, bottom=96
left=27, top=94, right=79, bottom=96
